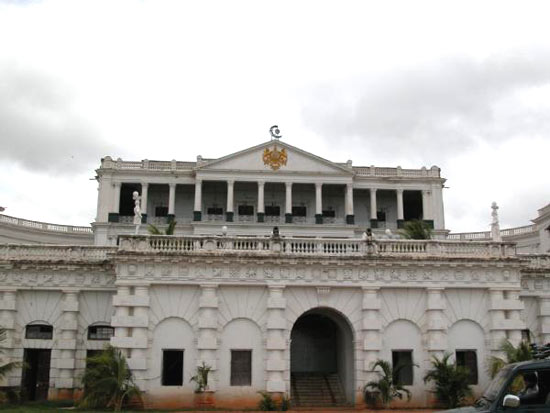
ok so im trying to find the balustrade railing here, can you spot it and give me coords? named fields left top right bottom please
left=447, top=224, right=536, bottom=241
left=0, top=214, right=93, bottom=234
left=0, top=245, right=114, bottom=261
left=118, top=235, right=517, bottom=258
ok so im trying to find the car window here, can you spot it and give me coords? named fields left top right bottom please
left=501, top=368, right=550, bottom=409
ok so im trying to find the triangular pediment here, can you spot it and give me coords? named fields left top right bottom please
left=197, top=141, right=352, bottom=175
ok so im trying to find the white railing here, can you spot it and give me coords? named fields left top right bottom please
left=0, top=214, right=92, bottom=234
left=0, top=245, right=115, bottom=261
left=448, top=224, right=536, bottom=241
left=353, top=166, right=440, bottom=178
left=119, top=235, right=517, bottom=258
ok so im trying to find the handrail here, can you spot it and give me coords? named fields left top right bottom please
left=0, top=245, right=115, bottom=261
left=447, top=224, right=536, bottom=241
left=0, top=214, right=92, bottom=234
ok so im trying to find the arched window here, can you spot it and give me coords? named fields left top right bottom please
left=25, top=323, right=53, bottom=340
left=87, top=324, right=114, bottom=340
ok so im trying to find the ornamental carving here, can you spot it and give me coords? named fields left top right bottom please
left=263, top=145, right=288, bottom=171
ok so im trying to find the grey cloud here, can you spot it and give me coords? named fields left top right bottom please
left=302, top=51, right=550, bottom=162
left=0, top=64, right=114, bottom=174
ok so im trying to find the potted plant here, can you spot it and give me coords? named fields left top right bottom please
left=190, top=362, right=214, bottom=407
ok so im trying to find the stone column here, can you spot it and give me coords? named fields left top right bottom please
left=194, top=179, right=202, bottom=221
left=226, top=180, right=234, bottom=222
left=369, top=188, right=378, bottom=228
left=266, top=285, right=286, bottom=395
left=57, top=290, right=79, bottom=395
left=362, top=288, right=381, bottom=387
left=396, top=189, right=404, bottom=228
left=141, top=182, right=148, bottom=223
left=257, top=181, right=265, bottom=222
left=315, top=183, right=323, bottom=224
left=198, top=284, right=218, bottom=391
left=425, top=288, right=447, bottom=360
left=539, top=296, right=550, bottom=344
left=129, top=285, right=150, bottom=389
left=285, top=182, right=292, bottom=224
left=109, top=182, right=121, bottom=222
left=345, top=183, right=354, bottom=224
left=168, top=183, right=176, bottom=222
left=422, top=190, right=433, bottom=228
left=0, top=289, right=17, bottom=387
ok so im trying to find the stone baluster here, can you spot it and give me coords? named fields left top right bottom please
left=396, top=189, right=404, bottom=228
left=198, top=284, right=219, bottom=391
left=266, top=285, right=287, bottom=396
left=226, top=180, right=234, bottom=222
left=362, top=288, right=381, bottom=386
left=141, top=182, right=148, bottom=223
left=285, top=183, right=293, bottom=224
left=425, top=288, right=447, bottom=360
left=369, top=188, right=378, bottom=228
left=257, top=181, right=265, bottom=222
left=315, top=183, right=323, bottom=224
left=57, top=290, right=79, bottom=395
left=0, top=289, right=17, bottom=386
left=345, top=183, right=354, bottom=224
left=539, top=296, right=550, bottom=344
left=194, top=179, right=202, bottom=221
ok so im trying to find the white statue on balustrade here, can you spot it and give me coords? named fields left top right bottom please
left=133, top=191, right=142, bottom=234
left=491, top=201, right=502, bottom=242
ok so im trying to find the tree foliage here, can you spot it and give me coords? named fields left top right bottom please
left=79, top=346, right=141, bottom=411
left=488, top=339, right=533, bottom=379
left=363, top=359, right=412, bottom=408
left=400, top=219, right=432, bottom=240
left=147, top=220, right=176, bottom=235
left=423, top=353, right=472, bottom=409
left=0, top=328, right=21, bottom=381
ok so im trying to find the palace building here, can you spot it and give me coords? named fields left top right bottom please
left=0, top=139, right=549, bottom=408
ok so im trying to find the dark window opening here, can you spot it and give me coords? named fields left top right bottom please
left=88, top=325, right=114, bottom=340
left=207, top=207, right=223, bottom=215
left=392, top=350, right=413, bottom=385
left=238, top=205, right=254, bottom=216
left=119, top=183, right=142, bottom=215
left=265, top=206, right=280, bottom=216
left=456, top=350, right=478, bottom=385
left=377, top=210, right=386, bottom=222
left=403, top=191, right=423, bottom=221
left=162, top=349, right=184, bottom=386
left=155, top=206, right=168, bottom=217
left=25, top=324, right=53, bottom=340
left=231, top=350, right=252, bottom=386
left=322, top=209, right=335, bottom=218
left=292, top=206, right=307, bottom=217
left=522, top=329, right=531, bottom=343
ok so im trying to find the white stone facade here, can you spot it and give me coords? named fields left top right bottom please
left=0, top=140, right=549, bottom=409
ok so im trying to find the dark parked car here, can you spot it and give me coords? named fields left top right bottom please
left=437, top=358, right=550, bottom=412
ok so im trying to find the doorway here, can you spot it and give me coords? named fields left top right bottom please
left=22, top=349, right=51, bottom=401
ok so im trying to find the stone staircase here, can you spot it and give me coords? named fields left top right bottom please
left=291, top=372, right=346, bottom=407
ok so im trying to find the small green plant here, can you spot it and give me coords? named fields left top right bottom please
left=488, top=339, right=532, bottom=378
left=79, top=346, right=141, bottom=411
left=423, top=353, right=472, bottom=409
left=190, top=362, right=212, bottom=392
left=258, top=391, right=277, bottom=411
left=280, top=394, right=290, bottom=411
left=364, top=359, right=412, bottom=408
left=147, top=220, right=177, bottom=235
left=400, top=219, right=432, bottom=240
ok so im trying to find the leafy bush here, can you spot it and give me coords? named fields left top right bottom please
left=400, top=219, right=432, bottom=240
left=423, top=353, right=472, bottom=409
left=190, top=362, right=212, bottom=392
left=258, top=391, right=277, bottom=411
left=488, top=339, right=532, bottom=378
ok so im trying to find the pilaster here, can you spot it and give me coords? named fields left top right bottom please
left=0, top=289, right=17, bottom=386
left=198, top=284, right=219, bottom=391
left=538, top=296, right=550, bottom=344
left=108, top=182, right=121, bottom=222
left=129, top=286, right=150, bottom=387
left=266, top=285, right=287, bottom=394
left=56, top=290, right=79, bottom=390
left=425, top=288, right=447, bottom=360
left=361, top=288, right=381, bottom=385
left=488, top=289, right=525, bottom=354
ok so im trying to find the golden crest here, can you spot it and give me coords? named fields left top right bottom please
left=263, top=145, right=288, bottom=171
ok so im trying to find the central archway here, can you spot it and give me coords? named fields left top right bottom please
left=290, top=308, right=354, bottom=407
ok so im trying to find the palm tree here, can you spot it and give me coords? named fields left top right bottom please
left=488, top=339, right=532, bottom=378
left=400, top=219, right=432, bottom=240
left=423, top=353, right=472, bottom=409
left=0, top=328, right=21, bottom=396
left=79, top=346, right=141, bottom=411
left=364, top=359, right=412, bottom=408
left=147, top=220, right=176, bottom=235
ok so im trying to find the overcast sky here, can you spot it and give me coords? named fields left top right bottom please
left=0, top=0, right=549, bottom=232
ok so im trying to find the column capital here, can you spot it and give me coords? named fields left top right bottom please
left=370, top=187, right=377, bottom=193
left=315, top=182, right=323, bottom=189
left=195, top=179, right=202, bottom=184
left=169, top=182, right=176, bottom=188
left=257, top=180, right=265, bottom=186
left=285, top=182, right=293, bottom=188
left=346, top=183, right=353, bottom=190
left=141, top=181, right=149, bottom=188
left=113, top=182, right=121, bottom=188
left=227, top=179, right=235, bottom=185
left=396, top=188, right=404, bottom=194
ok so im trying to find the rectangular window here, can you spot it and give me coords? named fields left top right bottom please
left=292, top=206, right=307, bottom=217
left=162, top=350, right=184, bottom=386
left=230, top=350, right=252, bottom=386
left=207, top=207, right=223, bottom=215
left=392, top=350, right=413, bottom=385
left=238, top=205, right=254, bottom=216
left=322, top=209, right=335, bottom=218
left=456, top=350, right=478, bottom=385
left=88, top=325, right=114, bottom=340
left=265, top=206, right=280, bottom=216
left=25, top=324, right=53, bottom=340
left=521, top=329, right=531, bottom=343
left=155, top=206, right=168, bottom=217
left=377, top=210, right=386, bottom=222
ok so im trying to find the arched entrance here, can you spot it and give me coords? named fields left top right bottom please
left=290, top=308, right=354, bottom=407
